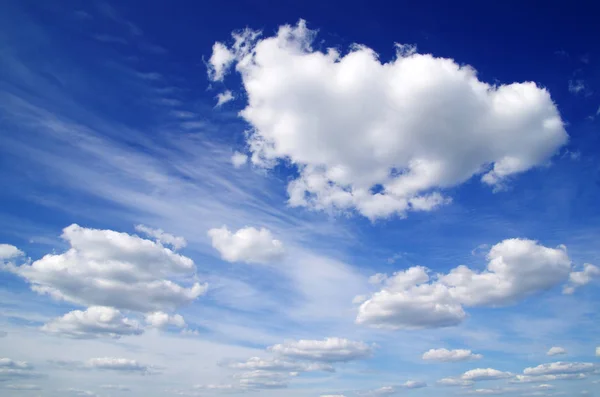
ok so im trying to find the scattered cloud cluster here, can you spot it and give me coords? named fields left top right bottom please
left=209, top=20, right=567, bottom=220
left=355, top=239, right=594, bottom=329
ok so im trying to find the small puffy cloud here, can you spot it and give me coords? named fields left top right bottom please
left=134, top=225, right=187, bottom=250
left=208, top=226, right=284, bottom=264
left=0, top=244, right=24, bottom=260
left=357, top=239, right=576, bottom=329
left=225, top=357, right=334, bottom=373
left=145, top=311, right=186, bottom=328
left=462, top=368, right=513, bottom=381
left=546, top=347, right=567, bottom=356
left=215, top=90, right=235, bottom=107
left=563, top=264, right=599, bottom=294
left=86, top=357, right=153, bottom=374
left=523, top=362, right=597, bottom=376
left=402, top=380, right=426, bottom=389
left=42, top=306, right=143, bottom=339
left=207, top=43, right=235, bottom=81
left=268, top=337, right=372, bottom=362
left=422, top=348, right=482, bottom=362
left=4, top=224, right=207, bottom=312
left=210, top=20, right=567, bottom=220
left=231, top=152, right=248, bottom=168
left=437, top=377, right=474, bottom=387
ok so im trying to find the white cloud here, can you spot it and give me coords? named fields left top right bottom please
left=231, top=151, right=248, bottom=168
left=523, top=362, right=597, bottom=376
left=3, top=224, right=207, bottom=312
left=210, top=20, right=567, bottom=220
left=511, top=374, right=587, bottom=383
left=422, top=348, right=483, bottom=362
left=0, top=244, right=23, bottom=260
left=546, top=347, right=567, bottom=356
left=207, top=42, right=235, bottom=81
left=462, top=368, right=513, bottom=381
left=236, top=370, right=289, bottom=389
left=356, top=239, right=574, bottom=329
left=145, top=311, right=186, bottom=328
left=321, top=395, right=346, bottom=397
left=86, top=357, right=152, bottom=374
left=437, top=377, right=474, bottom=387
left=467, top=389, right=508, bottom=395
left=134, top=224, right=187, bottom=250
left=215, top=90, right=235, bottom=107
left=225, top=357, right=334, bottom=372
left=268, top=337, right=372, bottom=362
left=208, top=226, right=284, bottom=264
left=42, top=306, right=143, bottom=339
left=402, top=380, right=426, bottom=389
left=596, top=347, right=600, bottom=357
left=563, top=263, right=599, bottom=294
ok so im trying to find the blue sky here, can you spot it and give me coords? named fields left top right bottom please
left=1, top=0, right=599, bottom=396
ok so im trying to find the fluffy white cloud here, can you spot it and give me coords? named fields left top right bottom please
left=462, top=368, right=513, bottom=381
left=523, top=362, right=597, bottom=376
left=357, top=239, right=575, bottom=329
left=86, top=357, right=152, bottom=374
left=145, top=311, right=186, bottom=328
left=3, top=224, right=207, bottom=312
left=563, top=263, right=599, bottom=294
left=402, top=380, right=426, bottom=389
left=42, top=306, right=143, bottom=339
left=546, top=347, right=567, bottom=356
left=422, top=348, right=482, bottom=362
left=231, top=151, right=248, bottom=168
left=207, top=42, right=235, bottom=82
left=134, top=224, right=187, bottom=250
left=209, top=20, right=567, bottom=220
left=0, top=244, right=23, bottom=260
left=437, top=377, right=474, bottom=387
left=225, top=357, right=334, bottom=372
left=208, top=226, right=284, bottom=264
left=215, top=90, right=235, bottom=107
left=268, top=337, right=372, bottom=362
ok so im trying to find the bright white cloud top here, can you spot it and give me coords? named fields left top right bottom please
left=209, top=20, right=568, bottom=220
left=42, top=306, right=143, bottom=339
left=355, top=238, right=589, bottom=329
left=422, top=348, right=483, bottom=362
left=208, top=226, right=285, bottom=264
left=546, top=347, right=567, bottom=356
left=268, top=337, right=372, bottom=362
left=4, top=224, right=207, bottom=312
